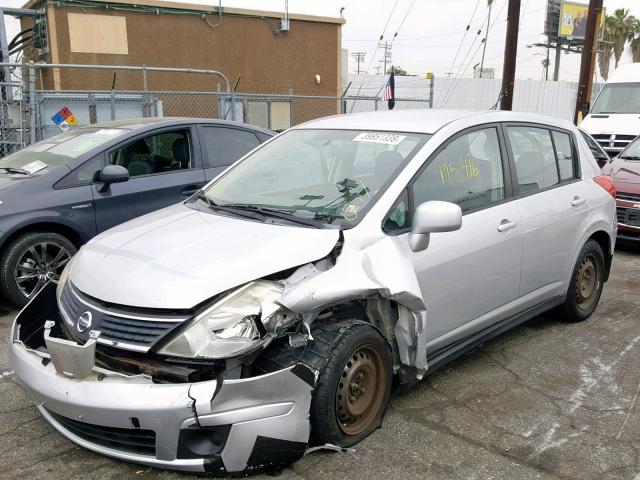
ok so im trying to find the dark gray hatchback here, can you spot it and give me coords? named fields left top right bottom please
left=0, top=117, right=273, bottom=306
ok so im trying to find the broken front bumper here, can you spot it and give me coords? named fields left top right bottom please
left=10, top=285, right=313, bottom=475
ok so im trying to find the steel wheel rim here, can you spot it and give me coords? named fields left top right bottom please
left=14, top=241, right=72, bottom=299
left=335, top=344, right=386, bottom=436
left=575, top=254, right=600, bottom=311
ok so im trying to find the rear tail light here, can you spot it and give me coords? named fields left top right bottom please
left=594, top=175, right=616, bottom=199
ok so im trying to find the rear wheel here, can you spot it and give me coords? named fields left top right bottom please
left=561, top=239, right=605, bottom=323
left=0, top=232, right=76, bottom=307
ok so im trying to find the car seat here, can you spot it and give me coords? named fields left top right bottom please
left=172, top=137, right=190, bottom=170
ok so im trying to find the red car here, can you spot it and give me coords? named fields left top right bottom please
left=601, top=136, right=640, bottom=242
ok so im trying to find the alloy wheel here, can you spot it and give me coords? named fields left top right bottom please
left=14, top=241, right=72, bottom=299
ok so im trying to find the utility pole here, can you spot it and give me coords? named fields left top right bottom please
left=553, top=41, right=562, bottom=81
left=574, top=0, right=603, bottom=124
left=479, top=0, right=494, bottom=78
left=378, top=41, right=392, bottom=75
left=351, top=51, right=366, bottom=74
left=499, top=0, right=521, bottom=110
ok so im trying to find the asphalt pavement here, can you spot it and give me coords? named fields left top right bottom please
left=1, top=245, right=640, bottom=480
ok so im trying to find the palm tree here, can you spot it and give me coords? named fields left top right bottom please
left=598, top=10, right=639, bottom=80
left=610, top=9, right=636, bottom=68
left=598, top=16, right=616, bottom=80
left=629, top=18, right=640, bottom=63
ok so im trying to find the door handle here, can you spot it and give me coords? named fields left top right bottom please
left=497, top=219, right=518, bottom=232
left=181, top=186, right=201, bottom=197
left=571, top=196, right=586, bottom=207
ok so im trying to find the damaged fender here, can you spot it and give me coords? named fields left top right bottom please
left=277, top=233, right=429, bottom=375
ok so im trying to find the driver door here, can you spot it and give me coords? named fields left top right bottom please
left=388, top=125, right=523, bottom=352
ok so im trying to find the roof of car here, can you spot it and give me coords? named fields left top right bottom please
left=295, top=109, right=576, bottom=134
left=81, top=117, right=274, bottom=135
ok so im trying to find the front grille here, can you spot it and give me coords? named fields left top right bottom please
left=59, top=283, right=184, bottom=351
left=617, top=207, right=627, bottom=223
left=592, top=133, right=637, bottom=152
left=47, top=409, right=156, bottom=456
left=617, top=192, right=640, bottom=203
left=616, top=206, right=640, bottom=227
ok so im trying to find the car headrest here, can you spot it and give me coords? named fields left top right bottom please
left=127, top=139, right=150, bottom=155
left=172, top=138, right=190, bottom=167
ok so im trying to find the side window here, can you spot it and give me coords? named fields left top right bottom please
left=56, top=155, right=105, bottom=188
left=411, top=127, right=505, bottom=213
left=507, top=126, right=558, bottom=193
left=202, top=127, right=260, bottom=168
left=108, top=129, right=191, bottom=177
left=383, top=188, right=410, bottom=233
left=552, top=131, right=576, bottom=181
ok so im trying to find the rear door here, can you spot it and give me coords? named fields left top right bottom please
left=198, top=125, right=262, bottom=181
left=504, top=123, right=588, bottom=303
left=92, top=125, right=206, bottom=232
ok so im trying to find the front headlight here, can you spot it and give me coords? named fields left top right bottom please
left=158, top=281, right=284, bottom=359
left=55, top=256, right=74, bottom=304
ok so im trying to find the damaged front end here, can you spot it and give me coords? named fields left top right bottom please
left=11, top=228, right=429, bottom=474
left=10, top=283, right=315, bottom=475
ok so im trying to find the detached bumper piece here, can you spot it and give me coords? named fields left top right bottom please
left=10, top=284, right=314, bottom=475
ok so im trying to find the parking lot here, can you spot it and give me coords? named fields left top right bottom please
left=0, top=245, right=638, bottom=480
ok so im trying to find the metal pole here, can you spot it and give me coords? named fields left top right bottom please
left=0, top=9, right=13, bottom=101
left=545, top=47, right=550, bottom=81
left=28, top=62, right=36, bottom=144
left=141, top=65, right=149, bottom=117
left=499, top=0, right=521, bottom=110
left=429, top=74, right=435, bottom=108
left=553, top=41, right=561, bottom=81
left=574, top=0, right=603, bottom=124
left=0, top=62, right=232, bottom=93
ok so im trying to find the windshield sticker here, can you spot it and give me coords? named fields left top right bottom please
left=342, top=197, right=364, bottom=221
left=353, top=132, right=407, bottom=145
left=21, top=160, right=48, bottom=174
left=95, top=129, right=124, bottom=136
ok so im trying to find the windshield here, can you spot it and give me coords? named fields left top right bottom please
left=200, top=129, right=429, bottom=227
left=0, top=127, right=126, bottom=174
left=620, top=137, right=640, bottom=160
left=591, top=83, right=640, bottom=114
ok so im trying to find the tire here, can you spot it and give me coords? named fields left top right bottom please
left=310, top=323, right=393, bottom=447
left=0, top=232, right=77, bottom=307
left=254, top=322, right=393, bottom=448
left=560, top=239, right=605, bottom=323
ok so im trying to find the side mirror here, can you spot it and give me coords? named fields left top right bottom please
left=97, top=165, right=129, bottom=191
left=409, top=201, right=462, bottom=252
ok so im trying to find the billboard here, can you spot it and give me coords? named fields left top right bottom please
left=558, top=1, right=605, bottom=39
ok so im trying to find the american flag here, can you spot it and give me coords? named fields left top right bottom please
left=382, top=69, right=395, bottom=110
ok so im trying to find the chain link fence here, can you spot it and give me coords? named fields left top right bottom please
left=0, top=62, right=432, bottom=157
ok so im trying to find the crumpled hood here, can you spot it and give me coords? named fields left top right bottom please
left=603, top=158, right=640, bottom=185
left=70, top=203, right=340, bottom=309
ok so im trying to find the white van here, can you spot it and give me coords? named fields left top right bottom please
left=580, top=63, right=640, bottom=157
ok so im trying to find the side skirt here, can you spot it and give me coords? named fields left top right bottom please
left=425, top=295, right=565, bottom=376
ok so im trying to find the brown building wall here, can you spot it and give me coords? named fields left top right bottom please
left=22, top=1, right=342, bottom=97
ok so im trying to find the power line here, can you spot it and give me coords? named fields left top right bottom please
left=390, top=0, right=417, bottom=44
left=439, top=0, right=481, bottom=103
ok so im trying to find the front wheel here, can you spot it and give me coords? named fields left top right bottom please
left=311, top=323, right=392, bottom=447
left=561, top=239, right=605, bottom=323
left=0, top=232, right=77, bottom=307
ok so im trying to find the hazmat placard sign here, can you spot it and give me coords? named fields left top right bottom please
left=51, top=107, right=79, bottom=131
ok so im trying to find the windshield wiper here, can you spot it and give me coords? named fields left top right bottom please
left=0, top=167, right=29, bottom=175
left=191, top=192, right=265, bottom=221
left=620, top=155, right=640, bottom=161
left=222, top=203, right=325, bottom=229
